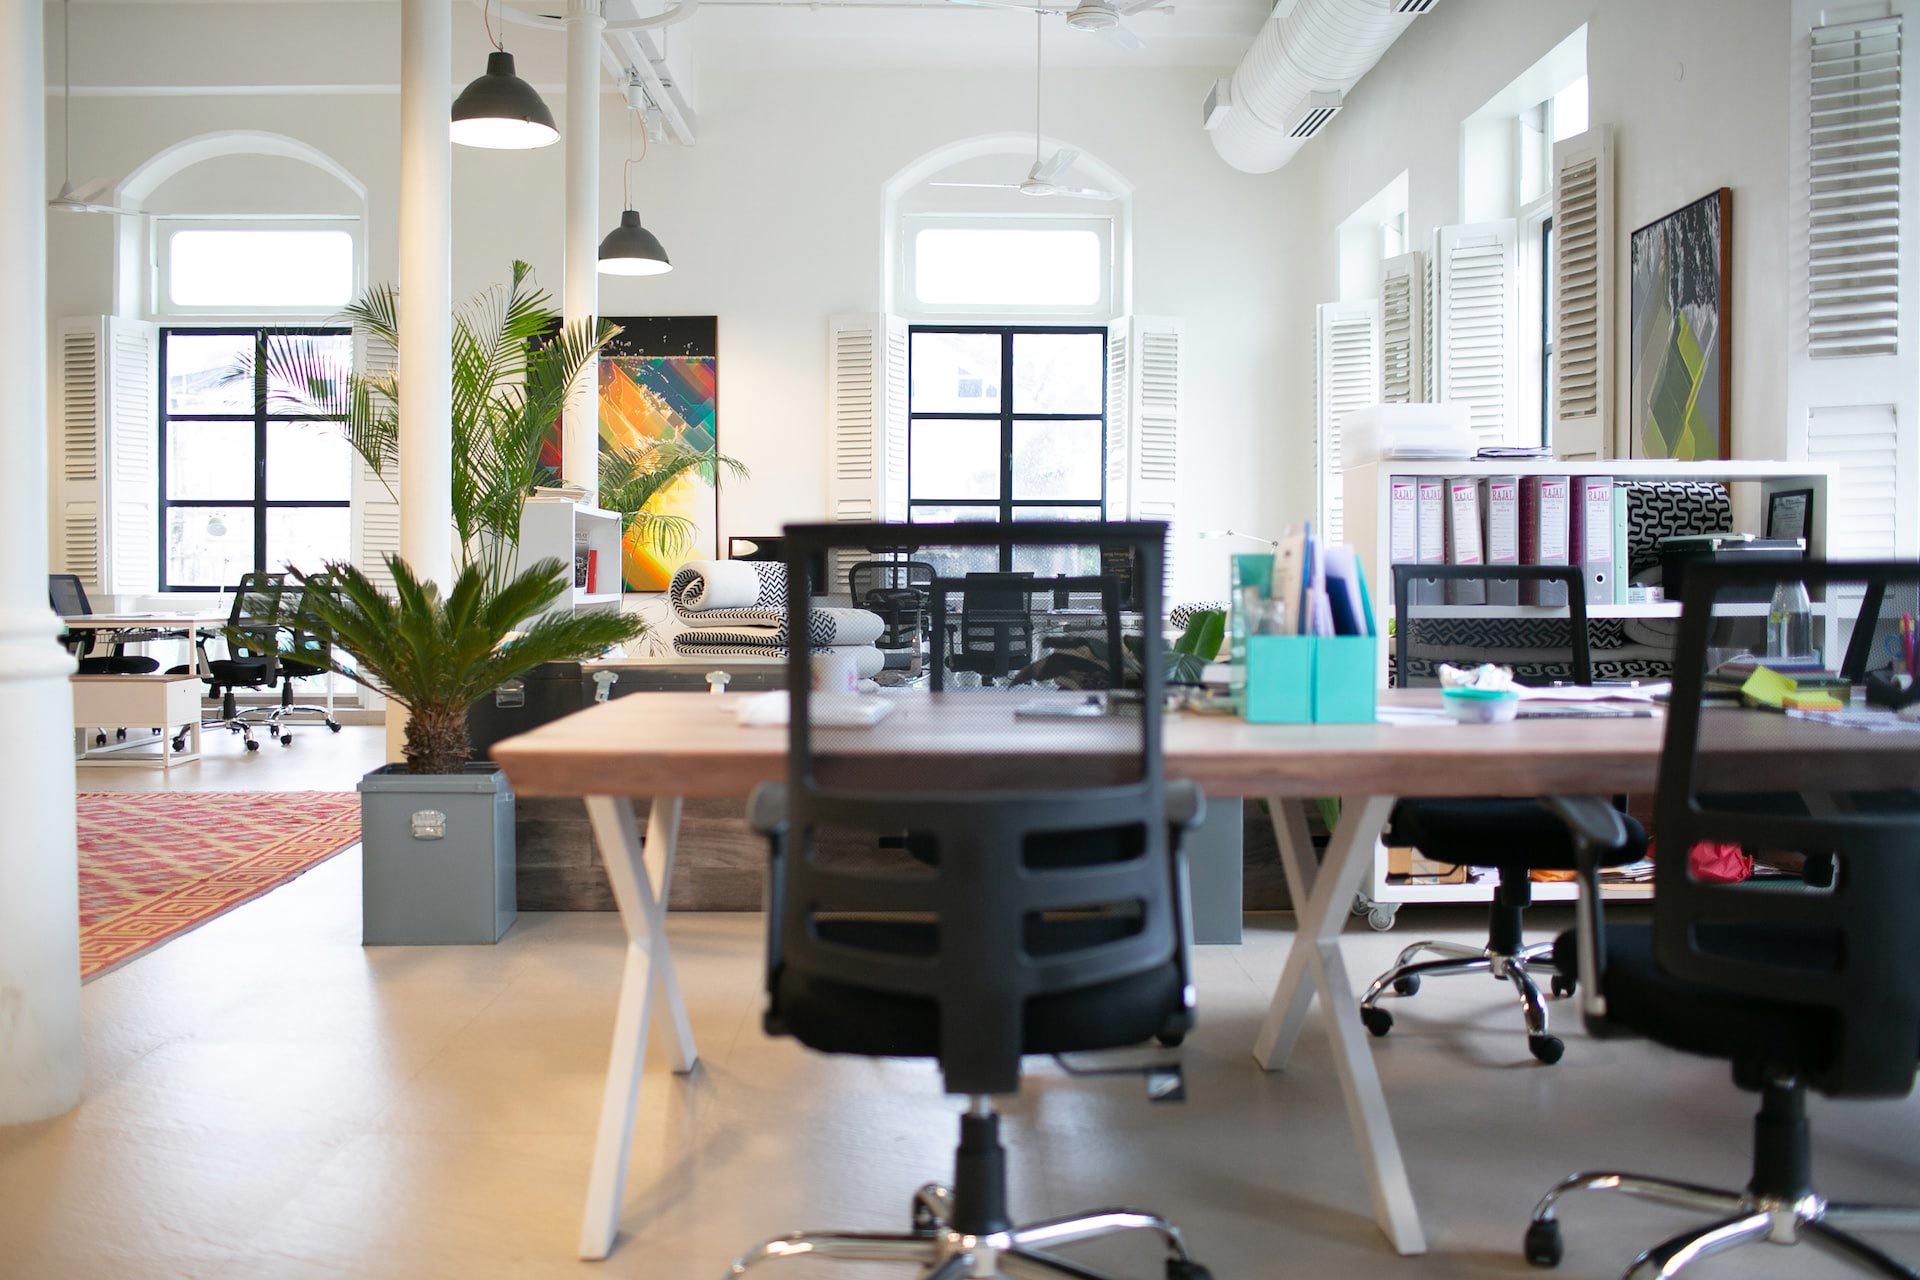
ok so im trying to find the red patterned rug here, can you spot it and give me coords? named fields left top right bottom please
left=78, top=792, right=361, bottom=980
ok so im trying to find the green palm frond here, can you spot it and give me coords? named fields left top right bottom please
left=599, top=437, right=749, bottom=554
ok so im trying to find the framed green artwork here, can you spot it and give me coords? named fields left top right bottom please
left=1630, top=188, right=1732, bottom=459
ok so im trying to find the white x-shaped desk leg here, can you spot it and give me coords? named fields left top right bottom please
left=578, top=795, right=699, bottom=1261
left=1252, top=794, right=1426, bottom=1256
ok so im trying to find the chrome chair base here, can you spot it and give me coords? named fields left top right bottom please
left=728, top=1185, right=1209, bottom=1280
left=1359, top=937, right=1569, bottom=1064
left=1526, top=1172, right=1920, bottom=1279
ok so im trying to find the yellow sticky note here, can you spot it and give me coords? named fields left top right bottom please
left=1740, top=666, right=1797, bottom=709
left=1783, top=692, right=1844, bottom=711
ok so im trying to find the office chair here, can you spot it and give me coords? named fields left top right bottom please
left=937, top=571, right=1038, bottom=685
left=1362, top=564, right=1649, bottom=1064
left=48, top=573, right=160, bottom=675
left=1527, top=559, right=1920, bottom=1279
left=849, top=558, right=935, bottom=674
left=180, top=573, right=285, bottom=753
left=731, top=520, right=1214, bottom=1280
left=264, top=573, right=344, bottom=741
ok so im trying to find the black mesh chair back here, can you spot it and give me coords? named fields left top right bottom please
left=848, top=559, right=934, bottom=651
left=225, top=573, right=287, bottom=677
left=49, top=573, right=93, bottom=657
left=1392, top=563, right=1591, bottom=687
left=1655, top=558, right=1920, bottom=1097
left=279, top=572, right=335, bottom=676
left=761, top=521, right=1193, bottom=1097
left=933, top=571, right=1038, bottom=685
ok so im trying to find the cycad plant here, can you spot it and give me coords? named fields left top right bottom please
left=275, top=557, right=642, bottom=774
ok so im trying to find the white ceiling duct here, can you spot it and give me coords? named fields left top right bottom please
left=1209, top=0, right=1427, bottom=174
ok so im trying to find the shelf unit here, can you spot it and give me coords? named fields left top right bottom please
left=519, top=494, right=626, bottom=623
left=1342, top=458, right=1837, bottom=922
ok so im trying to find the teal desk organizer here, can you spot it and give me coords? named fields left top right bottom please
left=1245, top=634, right=1378, bottom=724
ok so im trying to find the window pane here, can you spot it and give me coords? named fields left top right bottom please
left=263, top=332, right=353, bottom=411
left=910, top=418, right=1001, bottom=500
left=910, top=331, right=1001, bottom=413
left=166, top=332, right=254, bottom=414
left=168, top=229, right=355, bottom=309
left=1009, top=508, right=1102, bottom=576
left=267, top=421, right=353, bottom=501
left=1012, top=332, right=1104, bottom=414
left=1011, top=420, right=1102, bottom=501
left=914, top=228, right=1103, bottom=308
left=166, top=420, right=255, bottom=499
left=267, top=507, right=351, bottom=575
left=167, top=506, right=255, bottom=588
left=1553, top=76, right=1589, bottom=142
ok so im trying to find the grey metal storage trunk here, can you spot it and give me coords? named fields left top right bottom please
left=359, top=763, right=516, bottom=944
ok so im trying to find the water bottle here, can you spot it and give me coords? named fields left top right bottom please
left=1767, top=580, right=1814, bottom=661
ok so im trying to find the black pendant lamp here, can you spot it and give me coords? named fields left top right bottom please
left=451, top=1, right=559, bottom=150
left=599, top=109, right=671, bottom=275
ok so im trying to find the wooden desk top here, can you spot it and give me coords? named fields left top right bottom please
left=490, top=690, right=1919, bottom=801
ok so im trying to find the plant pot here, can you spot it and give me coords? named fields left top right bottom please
left=357, top=762, right=516, bottom=944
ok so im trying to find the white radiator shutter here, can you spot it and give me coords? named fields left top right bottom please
left=1551, top=127, right=1615, bottom=458
left=351, top=333, right=401, bottom=594
left=1809, top=15, right=1903, bottom=359
left=1436, top=219, right=1520, bottom=450
left=54, top=316, right=156, bottom=594
left=1808, top=403, right=1906, bottom=558
left=882, top=316, right=909, bottom=524
left=1104, top=318, right=1131, bottom=515
left=1379, top=252, right=1425, bottom=404
left=1315, top=300, right=1381, bottom=546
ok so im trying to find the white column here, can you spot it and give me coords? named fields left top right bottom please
left=398, top=0, right=454, bottom=586
left=562, top=0, right=605, bottom=504
left=0, top=0, right=82, bottom=1125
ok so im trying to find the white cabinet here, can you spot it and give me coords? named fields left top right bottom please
left=518, top=494, right=626, bottom=623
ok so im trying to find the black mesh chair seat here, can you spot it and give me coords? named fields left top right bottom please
left=207, top=656, right=275, bottom=685
left=77, top=654, right=160, bottom=676
left=50, top=572, right=161, bottom=674
left=1392, top=798, right=1647, bottom=873
left=1552, top=924, right=1845, bottom=1075
left=779, top=915, right=1186, bottom=1061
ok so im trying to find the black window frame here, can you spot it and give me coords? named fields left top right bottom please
left=905, top=323, right=1108, bottom=571
left=157, top=325, right=353, bottom=591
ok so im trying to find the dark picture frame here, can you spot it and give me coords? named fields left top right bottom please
left=1766, top=487, right=1815, bottom=549
left=1630, top=188, right=1733, bottom=460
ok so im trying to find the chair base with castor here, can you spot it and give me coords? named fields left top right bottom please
left=728, top=1101, right=1213, bottom=1280
left=1524, top=1078, right=1920, bottom=1278
left=1359, top=864, right=1578, bottom=1065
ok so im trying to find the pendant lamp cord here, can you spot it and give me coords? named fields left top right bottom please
left=1034, top=13, right=1042, bottom=167
left=484, top=0, right=504, bottom=53
left=623, top=105, right=647, bottom=211
left=62, top=0, right=73, bottom=185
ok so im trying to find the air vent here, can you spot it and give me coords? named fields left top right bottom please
left=1289, top=93, right=1344, bottom=139
left=1808, top=16, right=1902, bottom=358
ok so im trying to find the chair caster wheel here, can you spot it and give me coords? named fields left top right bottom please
left=1528, top=1034, right=1565, bottom=1065
left=171, top=738, right=187, bottom=753
left=327, top=721, right=342, bottom=733
left=1551, top=975, right=1576, bottom=999
left=1361, top=1005, right=1394, bottom=1037
left=93, top=733, right=106, bottom=748
left=115, top=728, right=127, bottom=741
left=244, top=739, right=260, bottom=753
left=1167, top=1261, right=1214, bottom=1280
left=1366, top=904, right=1399, bottom=931
left=280, top=735, right=293, bottom=747
left=1392, top=974, right=1422, bottom=997
left=1156, top=1029, right=1187, bottom=1048
left=1524, top=1219, right=1563, bottom=1267
left=1351, top=893, right=1372, bottom=918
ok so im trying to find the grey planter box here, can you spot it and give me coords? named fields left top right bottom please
left=358, top=763, right=517, bottom=944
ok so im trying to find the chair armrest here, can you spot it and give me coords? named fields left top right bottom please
left=1536, top=795, right=1618, bottom=1026
left=747, top=782, right=789, bottom=837
left=1166, top=780, right=1206, bottom=832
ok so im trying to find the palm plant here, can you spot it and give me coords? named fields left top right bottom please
left=599, top=436, right=749, bottom=559
left=268, top=556, right=642, bottom=774
left=256, top=261, right=615, bottom=599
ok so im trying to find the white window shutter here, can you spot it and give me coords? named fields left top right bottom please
left=351, top=332, right=401, bottom=594
left=882, top=316, right=909, bottom=524
left=1436, top=219, right=1521, bottom=450
left=1809, top=403, right=1907, bottom=558
left=1315, top=301, right=1382, bottom=546
left=1114, top=317, right=1182, bottom=593
left=826, top=314, right=908, bottom=586
left=1809, top=16, right=1903, bottom=359
left=1422, top=245, right=1439, bottom=403
left=1550, top=127, right=1615, bottom=458
left=1105, top=318, right=1131, bottom=516
left=54, top=316, right=155, bottom=594
left=1380, top=252, right=1425, bottom=404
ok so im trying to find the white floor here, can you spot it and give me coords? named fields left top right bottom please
left=7, top=729, right=1917, bottom=1279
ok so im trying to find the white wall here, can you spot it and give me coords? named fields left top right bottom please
left=45, top=25, right=1292, bottom=601
left=1274, top=0, right=1792, bottom=462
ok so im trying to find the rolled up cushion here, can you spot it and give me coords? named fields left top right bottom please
left=671, top=559, right=781, bottom=615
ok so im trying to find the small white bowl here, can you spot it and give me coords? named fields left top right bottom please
left=1442, top=689, right=1520, bottom=724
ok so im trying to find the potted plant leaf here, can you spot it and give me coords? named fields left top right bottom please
left=245, top=264, right=650, bottom=943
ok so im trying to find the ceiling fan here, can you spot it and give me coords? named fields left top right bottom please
left=944, top=0, right=1164, bottom=53
left=928, top=17, right=1120, bottom=201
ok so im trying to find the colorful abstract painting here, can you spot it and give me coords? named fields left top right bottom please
left=540, top=316, right=719, bottom=591
left=1630, top=190, right=1731, bottom=460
